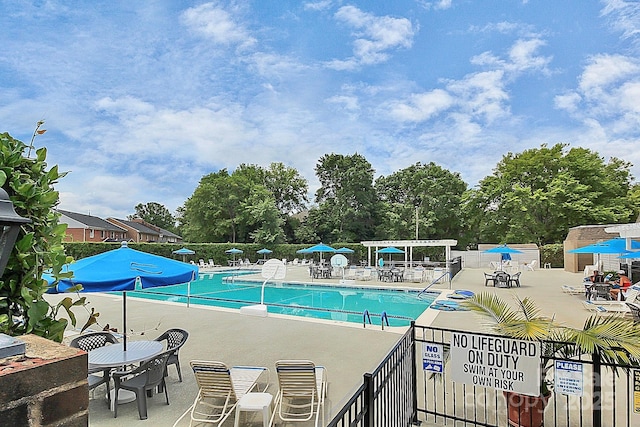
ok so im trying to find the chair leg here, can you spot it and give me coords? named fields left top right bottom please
left=113, top=385, right=119, bottom=418
left=175, top=360, right=182, bottom=382
left=136, top=389, right=148, bottom=420
left=162, top=378, right=169, bottom=405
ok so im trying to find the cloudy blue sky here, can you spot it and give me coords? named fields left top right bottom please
left=2, top=1, right=639, bottom=219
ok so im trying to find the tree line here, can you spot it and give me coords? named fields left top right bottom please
left=130, top=143, right=640, bottom=248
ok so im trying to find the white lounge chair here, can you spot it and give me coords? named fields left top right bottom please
left=411, top=268, right=425, bottom=283
left=524, top=260, right=537, bottom=271
left=180, top=360, right=269, bottom=426
left=270, top=360, right=327, bottom=427
left=582, top=300, right=630, bottom=314
left=561, top=284, right=584, bottom=295
left=357, top=268, right=374, bottom=281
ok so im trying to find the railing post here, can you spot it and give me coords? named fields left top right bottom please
left=364, top=372, right=374, bottom=427
left=410, top=321, right=420, bottom=425
left=592, top=351, right=602, bottom=427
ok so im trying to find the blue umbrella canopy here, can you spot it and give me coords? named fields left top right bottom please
left=618, top=251, right=640, bottom=259
left=47, top=242, right=198, bottom=350
left=336, top=247, right=355, bottom=253
left=483, top=244, right=523, bottom=254
left=52, top=242, right=198, bottom=292
left=299, top=243, right=336, bottom=263
left=569, top=238, right=640, bottom=254
left=304, top=243, right=337, bottom=253
left=172, top=247, right=195, bottom=262
left=172, top=247, right=195, bottom=255
left=257, top=248, right=273, bottom=254
left=377, top=247, right=405, bottom=254
left=225, top=248, right=244, bottom=254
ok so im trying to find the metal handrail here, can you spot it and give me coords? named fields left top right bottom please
left=363, top=309, right=371, bottom=327
left=417, top=271, right=452, bottom=298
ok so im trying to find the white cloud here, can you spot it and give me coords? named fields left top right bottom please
left=328, top=6, right=416, bottom=68
left=601, top=0, right=640, bottom=41
left=303, top=1, right=334, bottom=11
left=578, top=54, right=640, bottom=95
left=388, top=89, right=453, bottom=122
left=181, top=2, right=256, bottom=49
left=418, top=0, right=453, bottom=11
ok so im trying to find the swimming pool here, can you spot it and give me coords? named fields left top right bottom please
left=124, top=271, right=438, bottom=327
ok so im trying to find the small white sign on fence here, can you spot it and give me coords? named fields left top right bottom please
left=422, top=343, right=443, bottom=373
left=450, top=332, right=541, bottom=397
left=555, top=360, right=583, bottom=396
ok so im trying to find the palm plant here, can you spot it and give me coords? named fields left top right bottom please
left=462, top=293, right=640, bottom=396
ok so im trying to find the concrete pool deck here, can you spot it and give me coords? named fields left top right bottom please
left=45, top=265, right=597, bottom=426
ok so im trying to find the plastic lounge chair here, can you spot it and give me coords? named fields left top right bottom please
left=508, top=271, right=522, bottom=288
left=154, top=328, right=189, bottom=382
left=524, top=260, right=537, bottom=271
left=112, top=350, right=172, bottom=420
left=582, top=300, right=630, bottom=314
left=70, top=331, right=119, bottom=399
left=626, top=302, right=640, bottom=323
left=358, top=268, right=374, bottom=281
left=562, top=284, right=584, bottom=295
left=270, top=360, right=327, bottom=427
left=185, top=360, right=269, bottom=426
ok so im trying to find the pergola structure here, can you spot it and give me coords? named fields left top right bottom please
left=360, top=239, right=458, bottom=267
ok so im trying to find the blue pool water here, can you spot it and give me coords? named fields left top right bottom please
left=125, top=271, right=437, bottom=327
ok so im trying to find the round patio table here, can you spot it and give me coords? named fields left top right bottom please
left=88, top=340, right=163, bottom=368
left=88, top=340, right=163, bottom=408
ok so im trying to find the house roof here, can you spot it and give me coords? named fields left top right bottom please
left=57, top=210, right=126, bottom=232
left=108, top=218, right=160, bottom=236
left=565, top=225, right=619, bottom=241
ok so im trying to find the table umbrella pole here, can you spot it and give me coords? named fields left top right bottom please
left=123, top=291, right=127, bottom=351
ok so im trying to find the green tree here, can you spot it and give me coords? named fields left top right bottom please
left=375, top=162, right=468, bottom=240
left=312, top=153, right=381, bottom=242
left=0, top=132, right=87, bottom=342
left=129, top=202, right=176, bottom=232
left=264, top=162, right=308, bottom=214
left=462, top=143, right=637, bottom=246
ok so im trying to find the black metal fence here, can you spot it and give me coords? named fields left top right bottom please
left=328, top=323, right=638, bottom=427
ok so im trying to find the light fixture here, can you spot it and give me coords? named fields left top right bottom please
left=0, top=188, right=31, bottom=278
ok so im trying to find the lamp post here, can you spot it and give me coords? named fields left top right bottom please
left=0, top=188, right=31, bottom=278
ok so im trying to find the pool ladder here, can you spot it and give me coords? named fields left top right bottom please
left=363, top=310, right=389, bottom=330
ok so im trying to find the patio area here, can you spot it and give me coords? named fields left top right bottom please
left=45, top=266, right=592, bottom=426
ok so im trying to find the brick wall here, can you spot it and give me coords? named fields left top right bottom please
left=0, top=335, right=88, bottom=426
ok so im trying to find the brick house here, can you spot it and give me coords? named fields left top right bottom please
left=57, top=209, right=127, bottom=242
left=106, top=218, right=182, bottom=243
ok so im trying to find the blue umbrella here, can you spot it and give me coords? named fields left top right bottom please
left=300, top=243, right=336, bottom=263
left=569, top=238, right=639, bottom=254
left=377, top=247, right=405, bottom=265
left=172, top=247, right=195, bottom=262
left=483, top=244, right=523, bottom=254
left=483, top=244, right=522, bottom=270
left=257, top=248, right=273, bottom=260
left=377, top=247, right=404, bottom=254
left=618, top=252, right=640, bottom=259
left=48, top=242, right=198, bottom=350
left=225, top=247, right=244, bottom=263
left=336, top=247, right=355, bottom=253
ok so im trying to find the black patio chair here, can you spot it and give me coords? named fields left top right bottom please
left=494, top=271, right=510, bottom=288
left=112, top=350, right=172, bottom=420
left=626, top=302, right=640, bottom=323
left=70, top=331, right=119, bottom=399
left=508, top=272, right=522, bottom=288
left=154, top=328, right=189, bottom=382
left=484, top=272, right=496, bottom=287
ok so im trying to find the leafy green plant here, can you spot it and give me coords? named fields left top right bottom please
left=463, top=293, right=640, bottom=396
left=0, top=132, right=91, bottom=342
